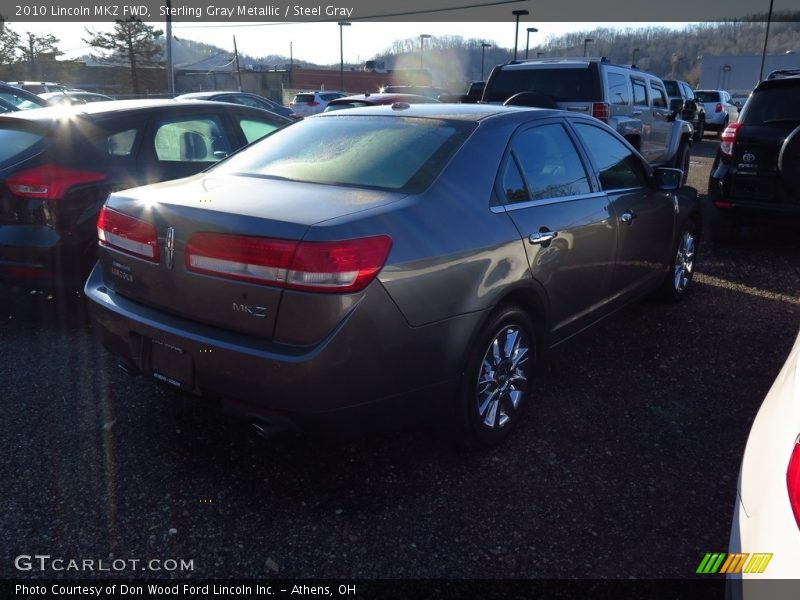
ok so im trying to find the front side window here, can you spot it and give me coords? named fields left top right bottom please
left=650, top=82, right=668, bottom=108
left=573, top=123, right=648, bottom=191
left=511, top=123, right=591, bottom=201
left=153, top=116, right=229, bottom=162
left=239, top=118, right=279, bottom=144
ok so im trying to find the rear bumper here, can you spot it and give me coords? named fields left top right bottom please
left=84, top=263, right=483, bottom=428
left=0, top=224, right=94, bottom=288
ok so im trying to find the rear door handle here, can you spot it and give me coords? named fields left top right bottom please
left=528, top=231, right=558, bottom=245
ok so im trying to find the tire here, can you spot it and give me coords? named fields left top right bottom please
left=673, top=140, right=690, bottom=186
left=692, top=117, right=705, bottom=141
left=658, top=220, right=698, bottom=302
left=457, top=304, right=537, bottom=447
left=777, top=125, right=800, bottom=198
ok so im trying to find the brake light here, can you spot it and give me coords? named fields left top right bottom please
left=715, top=102, right=723, bottom=113
left=7, top=164, right=106, bottom=200
left=719, top=122, right=741, bottom=157
left=307, top=101, right=319, bottom=107
left=185, top=233, right=392, bottom=293
left=714, top=199, right=733, bottom=209
left=591, top=102, right=609, bottom=123
left=789, top=436, right=800, bottom=528
left=97, top=206, right=160, bottom=262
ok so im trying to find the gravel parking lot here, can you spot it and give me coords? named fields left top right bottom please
left=1, top=137, right=798, bottom=581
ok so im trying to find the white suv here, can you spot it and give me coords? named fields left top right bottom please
left=289, top=91, right=347, bottom=117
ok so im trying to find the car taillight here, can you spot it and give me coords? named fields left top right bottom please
left=719, top=122, right=741, bottom=157
left=6, top=164, right=106, bottom=200
left=714, top=199, right=734, bottom=209
left=97, top=206, right=160, bottom=263
left=591, top=102, right=609, bottom=123
left=307, top=101, right=319, bottom=107
left=185, top=233, right=392, bottom=293
left=715, top=102, right=723, bottom=113
left=789, top=436, right=800, bottom=528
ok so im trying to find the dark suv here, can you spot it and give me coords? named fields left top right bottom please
left=707, top=75, right=800, bottom=241
left=663, top=79, right=706, bottom=141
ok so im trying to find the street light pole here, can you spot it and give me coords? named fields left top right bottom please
left=480, top=42, right=491, bottom=80
left=338, top=21, right=350, bottom=92
left=758, top=0, right=775, bottom=81
left=525, top=27, right=538, bottom=60
left=511, top=10, right=529, bottom=61
left=419, top=34, right=431, bottom=70
left=583, top=38, right=593, bottom=58
left=632, top=47, right=639, bottom=66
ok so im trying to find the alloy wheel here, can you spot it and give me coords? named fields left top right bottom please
left=673, top=230, right=696, bottom=292
left=476, top=325, right=531, bottom=429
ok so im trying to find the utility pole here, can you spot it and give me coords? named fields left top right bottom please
left=165, top=0, right=174, bottom=96
left=233, top=35, right=243, bottom=92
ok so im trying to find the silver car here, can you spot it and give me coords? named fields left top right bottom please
left=85, top=104, right=700, bottom=446
left=695, top=90, right=739, bottom=134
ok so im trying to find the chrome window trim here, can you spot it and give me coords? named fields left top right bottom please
left=491, top=191, right=608, bottom=213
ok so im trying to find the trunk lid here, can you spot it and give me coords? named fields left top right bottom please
left=100, top=173, right=404, bottom=340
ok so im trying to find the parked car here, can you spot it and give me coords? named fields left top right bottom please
left=694, top=89, right=739, bottom=134
left=323, top=93, right=439, bottom=112
left=176, top=91, right=298, bottom=120
left=482, top=58, right=694, bottom=182
left=730, top=93, right=750, bottom=109
left=728, top=329, right=800, bottom=590
left=39, top=91, right=114, bottom=105
left=6, top=81, right=70, bottom=94
left=0, top=99, right=290, bottom=287
left=462, top=81, right=486, bottom=103
left=663, top=79, right=706, bottom=141
left=0, top=82, right=50, bottom=110
left=706, top=74, right=800, bottom=242
left=288, top=91, right=347, bottom=117
left=84, top=104, right=700, bottom=446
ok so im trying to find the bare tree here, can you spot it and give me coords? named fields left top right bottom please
left=0, top=15, right=20, bottom=64
left=84, top=18, right=163, bottom=94
left=17, top=32, right=62, bottom=65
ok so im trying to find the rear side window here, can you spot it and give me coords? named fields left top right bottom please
left=153, top=116, right=230, bottom=162
left=741, top=86, right=800, bottom=126
left=213, top=115, right=474, bottom=192
left=663, top=81, right=679, bottom=97
left=486, top=67, right=596, bottom=103
left=573, top=123, right=647, bottom=191
left=104, top=129, right=138, bottom=156
left=0, top=126, right=46, bottom=166
left=607, top=72, right=631, bottom=106
left=511, top=123, right=591, bottom=201
left=632, top=80, right=648, bottom=106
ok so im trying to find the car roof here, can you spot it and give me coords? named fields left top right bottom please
left=0, top=98, right=272, bottom=122
left=330, top=93, right=438, bottom=104
left=178, top=91, right=252, bottom=97
left=755, top=76, right=800, bottom=90
left=313, top=102, right=565, bottom=122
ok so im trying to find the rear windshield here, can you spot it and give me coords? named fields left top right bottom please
left=292, top=94, right=315, bottom=103
left=741, top=86, right=800, bottom=126
left=0, top=124, right=47, bottom=166
left=212, top=115, right=474, bottom=192
left=325, top=101, right=370, bottom=111
left=695, top=91, right=720, bottom=102
left=485, top=67, right=596, bottom=103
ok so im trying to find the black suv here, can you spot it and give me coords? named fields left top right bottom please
left=663, top=79, right=706, bottom=141
left=707, top=75, right=800, bottom=241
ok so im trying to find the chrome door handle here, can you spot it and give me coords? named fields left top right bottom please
left=528, top=231, right=558, bottom=245
left=620, top=210, right=636, bottom=224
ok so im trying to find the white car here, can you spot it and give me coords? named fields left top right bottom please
left=288, top=90, right=347, bottom=117
left=695, top=90, right=739, bottom=134
left=728, top=329, right=800, bottom=593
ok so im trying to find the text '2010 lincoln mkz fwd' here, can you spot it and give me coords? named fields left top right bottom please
left=85, top=104, right=700, bottom=446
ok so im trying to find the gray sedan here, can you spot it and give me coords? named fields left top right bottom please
left=85, top=104, right=700, bottom=446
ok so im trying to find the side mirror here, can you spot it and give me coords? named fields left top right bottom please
left=669, top=98, right=684, bottom=113
left=684, top=99, right=698, bottom=113
left=654, top=167, right=682, bottom=190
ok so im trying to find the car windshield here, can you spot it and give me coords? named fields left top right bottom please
left=212, top=115, right=475, bottom=192
left=695, top=91, right=720, bottom=102
left=742, top=86, right=800, bottom=126
left=324, top=101, right=370, bottom=112
left=486, top=67, right=596, bottom=102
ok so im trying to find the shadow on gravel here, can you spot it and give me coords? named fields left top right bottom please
left=0, top=284, right=91, bottom=330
